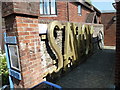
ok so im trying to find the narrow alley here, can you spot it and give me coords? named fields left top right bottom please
left=56, top=46, right=115, bottom=88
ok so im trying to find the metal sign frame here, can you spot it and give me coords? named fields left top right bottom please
left=8, top=44, right=21, bottom=71
left=4, top=33, right=22, bottom=81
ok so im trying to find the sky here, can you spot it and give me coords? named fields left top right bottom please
left=91, top=0, right=116, bottom=12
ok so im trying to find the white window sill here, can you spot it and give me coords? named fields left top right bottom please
left=40, top=15, right=58, bottom=17
left=78, top=14, right=82, bottom=16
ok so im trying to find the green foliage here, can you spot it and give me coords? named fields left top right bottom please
left=0, top=51, right=9, bottom=86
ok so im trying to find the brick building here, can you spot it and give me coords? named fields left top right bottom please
left=2, top=0, right=102, bottom=88
left=101, top=12, right=116, bottom=46
left=0, top=0, right=102, bottom=51
left=38, top=1, right=101, bottom=23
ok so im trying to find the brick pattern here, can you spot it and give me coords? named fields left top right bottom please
left=4, top=15, right=44, bottom=88
left=4, top=14, right=24, bottom=88
left=39, top=2, right=95, bottom=23
left=39, top=2, right=68, bottom=21
left=115, top=1, right=120, bottom=88
left=69, top=2, right=90, bottom=22
left=16, top=16, right=44, bottom=88
left=2, top=1, right=102, bottom=88
left=4, top=15, right=17, bottom=36
left=101, top=13, right=116, bottom=46
left=39, top=2, right=101, bottom=23
left=2, top=2, right=39, bottom=17
left=2, top=2, right=101, bottom=22
left=13, top=2, right=39, bottom=16
left=2, top=2, right=14, bottom=17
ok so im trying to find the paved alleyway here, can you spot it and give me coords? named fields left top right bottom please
left=56, top=46, right=115, bottom=88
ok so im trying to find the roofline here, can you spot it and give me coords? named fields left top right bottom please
left=75, top=1, right=101, bottom=15
left=101, top=12, right=116, bottom=14
left=101, top=10, right=116, bottom=13
left=93, top=6, right=101, bottom=14
left=115, top=0, right=120, bottom=2
left=79, top=2, right=94, bottom=11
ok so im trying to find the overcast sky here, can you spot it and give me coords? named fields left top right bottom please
left=91, top=0, right=116, bottom=12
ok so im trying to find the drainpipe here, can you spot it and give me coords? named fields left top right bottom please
left=67, top=2, right=69, bottom=22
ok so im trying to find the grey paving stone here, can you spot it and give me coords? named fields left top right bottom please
left=56, top=48, right=115, bottom=88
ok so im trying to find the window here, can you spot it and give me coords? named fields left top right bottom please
left=78, top=5, right=82, bottom=16
left=8, top=45, right=21, bottom=71
left=40, top=0, right=57, bottom=15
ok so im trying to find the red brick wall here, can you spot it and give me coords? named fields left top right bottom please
left=16, top=16, right=44, bottom=88
left=4, top=14, right=44, bottom=88
left=39, top=2, right=95, bottom=23
left=2, top=2, right=14, bottom=17
left=101, top=13, right=116, bottom=46
left=2, top=2, right=100, bottom=22
left=2, top=2, right=39, bottom=17
left=116, top=1, right=120, bottom=88
left=39, top=2, right=68, bottom=21
left=13, top=2, right=39, bottom=16
left=2, top=1, right=101, bottom=88
left=2, top=1, right=44, bottom=88
left=69, top=2, right=91, bottom=22
left=2, top=1, right=102, bottom=23
left=4, top=14, right=23, bottom=88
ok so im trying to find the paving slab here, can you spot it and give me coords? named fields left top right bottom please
left=56, top=46, right=115, bottom=88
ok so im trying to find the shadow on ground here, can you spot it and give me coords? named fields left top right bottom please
left=56, top=47, right=115, bottom=88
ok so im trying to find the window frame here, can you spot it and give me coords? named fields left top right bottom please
left=78, top=4, right=82, bottom=16
left=40, top=0, right=57, bottom=15
left=8, top=45, right=21, bottom=71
